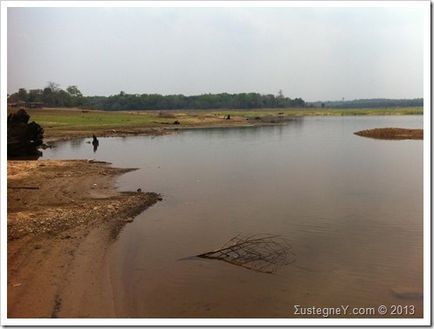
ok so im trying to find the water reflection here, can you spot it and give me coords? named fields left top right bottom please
left=70, top=138, right=85, bottom=150
left=190, top=118, right=304, bottom=140
left=93, top=142, right=99, bottom=153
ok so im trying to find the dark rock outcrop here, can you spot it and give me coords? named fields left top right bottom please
left=8, top=109, right=44, bottom=158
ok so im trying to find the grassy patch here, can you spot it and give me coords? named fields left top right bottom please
left=28, top=110, right=161, bottom=130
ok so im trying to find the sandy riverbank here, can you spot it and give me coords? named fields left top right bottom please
left=354, top=128, right=423, bottom=140
left=7, top=160, right=160, bottom=317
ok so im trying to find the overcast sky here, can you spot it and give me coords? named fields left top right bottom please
left=8, top=6, right=424, bottom=101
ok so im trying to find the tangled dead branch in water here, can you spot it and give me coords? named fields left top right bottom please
left=197, top=234, right=296, bottom=274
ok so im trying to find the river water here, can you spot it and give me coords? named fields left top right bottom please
left=43, top=116, right=423, bottom=317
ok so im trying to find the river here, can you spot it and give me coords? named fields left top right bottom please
left=43, top=115, right=423, bottom=317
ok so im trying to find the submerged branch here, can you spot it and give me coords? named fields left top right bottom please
left=197, top=234, right=296, bottom=274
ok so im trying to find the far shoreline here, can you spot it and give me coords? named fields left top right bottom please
left=7, top=106, right=423, bottom=144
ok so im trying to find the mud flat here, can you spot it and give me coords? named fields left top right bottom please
left=354, top=128, right=423, bottom=140
left=7, top=160, right=160, bottom=317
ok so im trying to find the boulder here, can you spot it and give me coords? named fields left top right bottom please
left=7, top=109, right=44, bottom=158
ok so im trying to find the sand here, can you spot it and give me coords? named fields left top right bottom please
left=7, top=160, right=160, bottom=317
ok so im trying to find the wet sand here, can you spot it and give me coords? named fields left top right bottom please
left=7, top=160, right=160, bottom=317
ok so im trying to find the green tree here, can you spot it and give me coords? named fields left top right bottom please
left=66, top=85, right=83, bottom=97
left=17, top=88, right=28, bottom=101
left=28, top=89, right=43, bottom=102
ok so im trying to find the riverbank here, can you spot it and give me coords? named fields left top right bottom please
left=9, top=107, right=423, bottom=142
left=7, top=160, right=160, bottom=317
left=354, top=128, right=423, bottom=140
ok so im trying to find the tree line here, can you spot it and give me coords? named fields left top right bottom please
left=7, top=83, right=306, bottom=110
left=8, top=83, right=422, bottom=110
left=8, top=83, right=84, bottom=108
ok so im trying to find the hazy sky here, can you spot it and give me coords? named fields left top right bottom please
left=8, top=6, right=425, bottom=101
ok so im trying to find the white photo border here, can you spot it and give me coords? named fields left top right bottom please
left=0, top=0, right=431, bottom=326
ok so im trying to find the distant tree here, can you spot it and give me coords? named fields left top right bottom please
left=17, top=88, right=28, bottom=101
left=28, top=89, right=43, bottom=102
left=42, top=87, right=53, bottom=104
left=66, top=85, right=83, bottom=97
left=42, top=82, right=67, bottom=107
left=47, top=81, right=60, bottom=92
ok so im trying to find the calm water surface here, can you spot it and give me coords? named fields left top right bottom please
left=43, top=116, right=423, bottom=317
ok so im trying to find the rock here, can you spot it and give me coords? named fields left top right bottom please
left=7, top=109, right=44, bottom=158
left=391, top=288, right=423, bottom=300
left=40, top=143, right=53, bottom=150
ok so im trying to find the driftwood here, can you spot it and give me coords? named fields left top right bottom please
left=197, top=234, right=295, bottom=274
left=7, top=109, right=44, bottom=158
